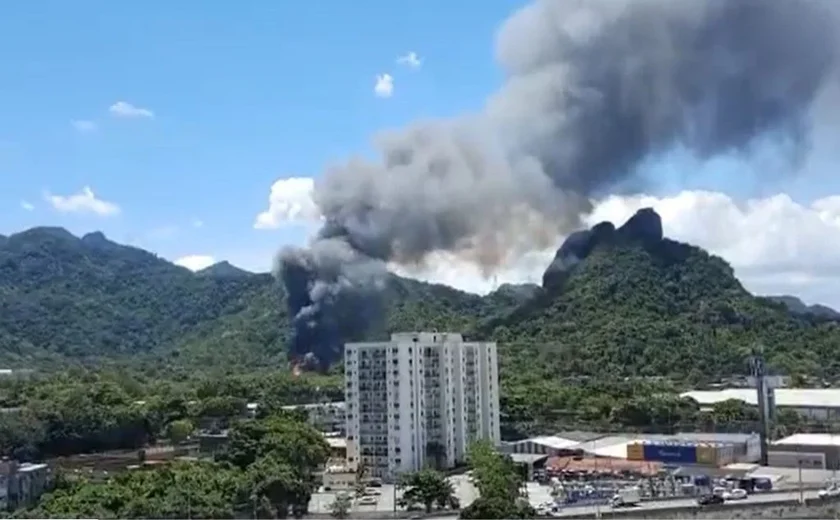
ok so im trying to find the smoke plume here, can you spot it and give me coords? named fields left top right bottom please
left=278, top=0, right=840, bottom=368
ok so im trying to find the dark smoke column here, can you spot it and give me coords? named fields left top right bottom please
left=278, top=230, right=389, bottom=370
left=276, top=0, right=840, bottom=370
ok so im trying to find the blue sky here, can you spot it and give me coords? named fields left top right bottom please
left=1, top=0, right=838, bottom=275
left=0, top=0, right=523, bottom=270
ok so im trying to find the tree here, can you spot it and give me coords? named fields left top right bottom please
left=460, top=441, right=534, bottom=519
left=399, top=469, right=457, bottom=513
left=247, top=456, right=312, bottom=519
left=20, top=461, right=244, bottom=519
left=167, top=419, right=194, bottom=444
left=328, top=493, right=352, bottom=519
left=218, top=412, right=329, bottom=470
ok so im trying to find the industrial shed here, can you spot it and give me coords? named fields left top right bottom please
left=503, top=435, right=581, bottom=456
left=681, top=388, right=840, bottom=421
left=768, top=433, right=840, bottom=470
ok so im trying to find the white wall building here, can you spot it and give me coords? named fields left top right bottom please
left=344, top=332, right=501, bottom=481
left=681, top=388, right=840, bottom=421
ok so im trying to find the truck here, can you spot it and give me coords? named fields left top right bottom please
left=610, top=487, right=641, bottom=508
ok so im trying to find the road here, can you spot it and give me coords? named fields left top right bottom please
left=314, top=483, right=825, bottom=519
left=549, top=489, right=823, bottom=517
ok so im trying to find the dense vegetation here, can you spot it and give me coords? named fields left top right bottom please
left=3, top=223, right=840, bottom=442
left=0, top=227, right=489, bottom=369
left=0, top=369, right=341, bottom=461
left=10, top=411, right=331, bottom=519
left=3, top=225, right=839, bottom=380
left=486, top=238, right=840, bottom=379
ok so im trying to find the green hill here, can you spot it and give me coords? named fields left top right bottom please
left=0, top=227, right=491, bottom=370
left=482, top=237, right=840, bottom=382
left=1, top=212, right=839, bottom=382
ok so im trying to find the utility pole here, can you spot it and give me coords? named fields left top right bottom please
left=593, top=440, right=602, bottom=520
left=750, top=346, right=771, bottom=466
left=798, top=459, right=804, bottom=504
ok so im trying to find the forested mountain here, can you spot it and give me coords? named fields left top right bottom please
left=1, top=214, right=839, bottom=382
left=0, top=227, right=491, bottom=369
left=766, top=295, right=840, bottom=320
left=485, top=238, right=840, bottom=383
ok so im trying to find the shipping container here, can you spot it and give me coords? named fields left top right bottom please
left=696, top=443, right=718, bottom=465
left=642, top=441, right=697, bottom=464
left=626, top=443, right=644, bottom=461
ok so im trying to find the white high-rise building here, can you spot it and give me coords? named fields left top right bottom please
left=344, top=332, right=500, bottom=481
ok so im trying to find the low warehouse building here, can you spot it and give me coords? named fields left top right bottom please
left=502, top=432, right=760, bottom=466
left=503, top=435, right=582, bottom=456
left=768, top=434, right=840, bottom=470
left=681, top=388, right=840, bottom=421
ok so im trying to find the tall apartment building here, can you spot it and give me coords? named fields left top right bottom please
left=344, top=332, right=500, bottom=481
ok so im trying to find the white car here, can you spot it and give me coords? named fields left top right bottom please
left=819, top=485, right=840, bottom=499
left=357, top=496, right=378, bottom=506
left=723, top=488, right=748, bottom=501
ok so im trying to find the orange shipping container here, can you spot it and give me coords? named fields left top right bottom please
left=626, top=443, right=644, bottom=461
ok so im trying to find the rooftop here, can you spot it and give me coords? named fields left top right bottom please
left=773, top=433, right=840, bottom=447
left=681, top=388, right=840, bottom=408
left=523, top=435, right=581, bottom=450
left=324, top=464, right=355, bottom=474
left=282, top=401, right=345, bottom=411
left=18, top=463, right=48, bottom=473
left=326, top=437, right=347, bottom=449
left=581, top=436, right=640, bottom=458
left=555, top=430, right=608, bottom=443
left=509, top=453, right=550, bottom=464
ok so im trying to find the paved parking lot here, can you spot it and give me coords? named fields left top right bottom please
left=309, top=474, right=479, bottom=514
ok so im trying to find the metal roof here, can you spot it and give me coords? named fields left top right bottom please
left=524, top=435, right=581, bottom=450
left=554, top=430, right=607, bottom=443
left=509, top=453, right=550, bottom=464
left=773, top=433, right=840, bottom=447
left=681, top=388, right=840, bottom=408
left=647, top=432, right=758, bottom=444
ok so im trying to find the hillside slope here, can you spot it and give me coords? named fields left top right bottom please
left=0, top=228, right=272, bottom=366
left=766, top=295, right=840, bottom=320
left=0, top=228, right=493, bottom=369
left=481, top=222, right=840, bottom=381
left=2, top=215, right=839, bottom=381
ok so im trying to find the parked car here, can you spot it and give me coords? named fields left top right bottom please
left=357, top=496, right=378, bottom=506
left=697, top=494, right=725, bottom=506
left=723, top=488, right=748, bottom=501
left=819, top=484, right=840, bottom=499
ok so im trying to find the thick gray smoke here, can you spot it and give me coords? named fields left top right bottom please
left=279, top=0, right=840, bottom=368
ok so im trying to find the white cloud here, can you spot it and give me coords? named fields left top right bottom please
left=260, top=179, right=840, bottom=306
left=72, top=120, right=97, bottom=132
left=254, top=177, right=321, bottom=229
left=20, top=200, right=34, bottom=211
left=397, top=52, right=422, bottom=69
left=109, top=101, right=155, bottom=119
left=44, top=186, right=121, bottom=216
left=374, top=74, right=394, bottom=98
left=413, top=191, right=840, bottom=306
left=174, top=255, right=216, bottom=271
